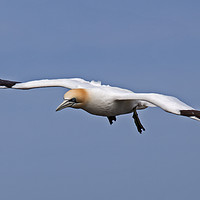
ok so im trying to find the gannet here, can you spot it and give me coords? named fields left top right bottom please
left=0, top=78, right=199, bottom=133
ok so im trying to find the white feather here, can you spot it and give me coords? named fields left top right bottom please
left=1, top=77, right=199, bottom=123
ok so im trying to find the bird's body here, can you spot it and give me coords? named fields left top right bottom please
left=0, top=78, right=199, bottom=133
left=79, top=88, right=136, bottom=116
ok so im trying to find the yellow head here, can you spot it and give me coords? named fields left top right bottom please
left=56, top=89, right=89, bottom=111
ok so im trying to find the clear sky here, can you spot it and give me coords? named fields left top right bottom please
left=0, top=0, right=200, bottom=199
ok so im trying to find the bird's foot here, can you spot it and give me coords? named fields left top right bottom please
left=107, top=116, right=116, bottom=125
left=132, top=108, right=145, bottom=134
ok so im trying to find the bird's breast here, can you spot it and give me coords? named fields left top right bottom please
left=83, top=97, right=136, bottom=117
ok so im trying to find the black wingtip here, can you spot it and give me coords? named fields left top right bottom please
left=180, top=110, right=200, bottom=119
left=0, top=79, right=20, bottom=88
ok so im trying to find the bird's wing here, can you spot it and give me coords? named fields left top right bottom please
left=115, top=92, right=200, bottom=121
left=0, top=78, right=101, bottom=90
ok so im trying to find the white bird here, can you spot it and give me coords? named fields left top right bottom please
left=0, top=78, right=199, bottom=133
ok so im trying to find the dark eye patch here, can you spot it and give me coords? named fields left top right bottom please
left=69, top=98, right=77, bottom=103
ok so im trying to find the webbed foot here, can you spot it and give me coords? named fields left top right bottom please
left=107, top=116, right=116, bottom=125
left=132, top=108, right=145, bottom=134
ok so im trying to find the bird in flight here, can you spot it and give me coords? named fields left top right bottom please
left=0, top=78, right=199, bottom=133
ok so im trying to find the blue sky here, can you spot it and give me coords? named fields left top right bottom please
left=0, top=0, right=200, bottom=199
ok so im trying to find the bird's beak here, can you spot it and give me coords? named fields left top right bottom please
left=56, top=100, right=74, bottom=111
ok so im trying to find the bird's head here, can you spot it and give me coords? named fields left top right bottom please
left=56, top=89, right=88, bottom=111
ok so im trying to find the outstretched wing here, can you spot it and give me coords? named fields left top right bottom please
left=0, top=78, right=101, bottom=90
left=115, top=93, right=200, bottom=121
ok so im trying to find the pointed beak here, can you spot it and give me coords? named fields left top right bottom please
left=56, top=100, right=74, bottom=112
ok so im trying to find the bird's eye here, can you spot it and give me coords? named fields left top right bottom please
left=69, top=98, right=77, bottom=103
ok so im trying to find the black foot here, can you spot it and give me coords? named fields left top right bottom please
left=132, top=108, right=145, bottom=134
left=107, top=116, right=116, bottom=125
